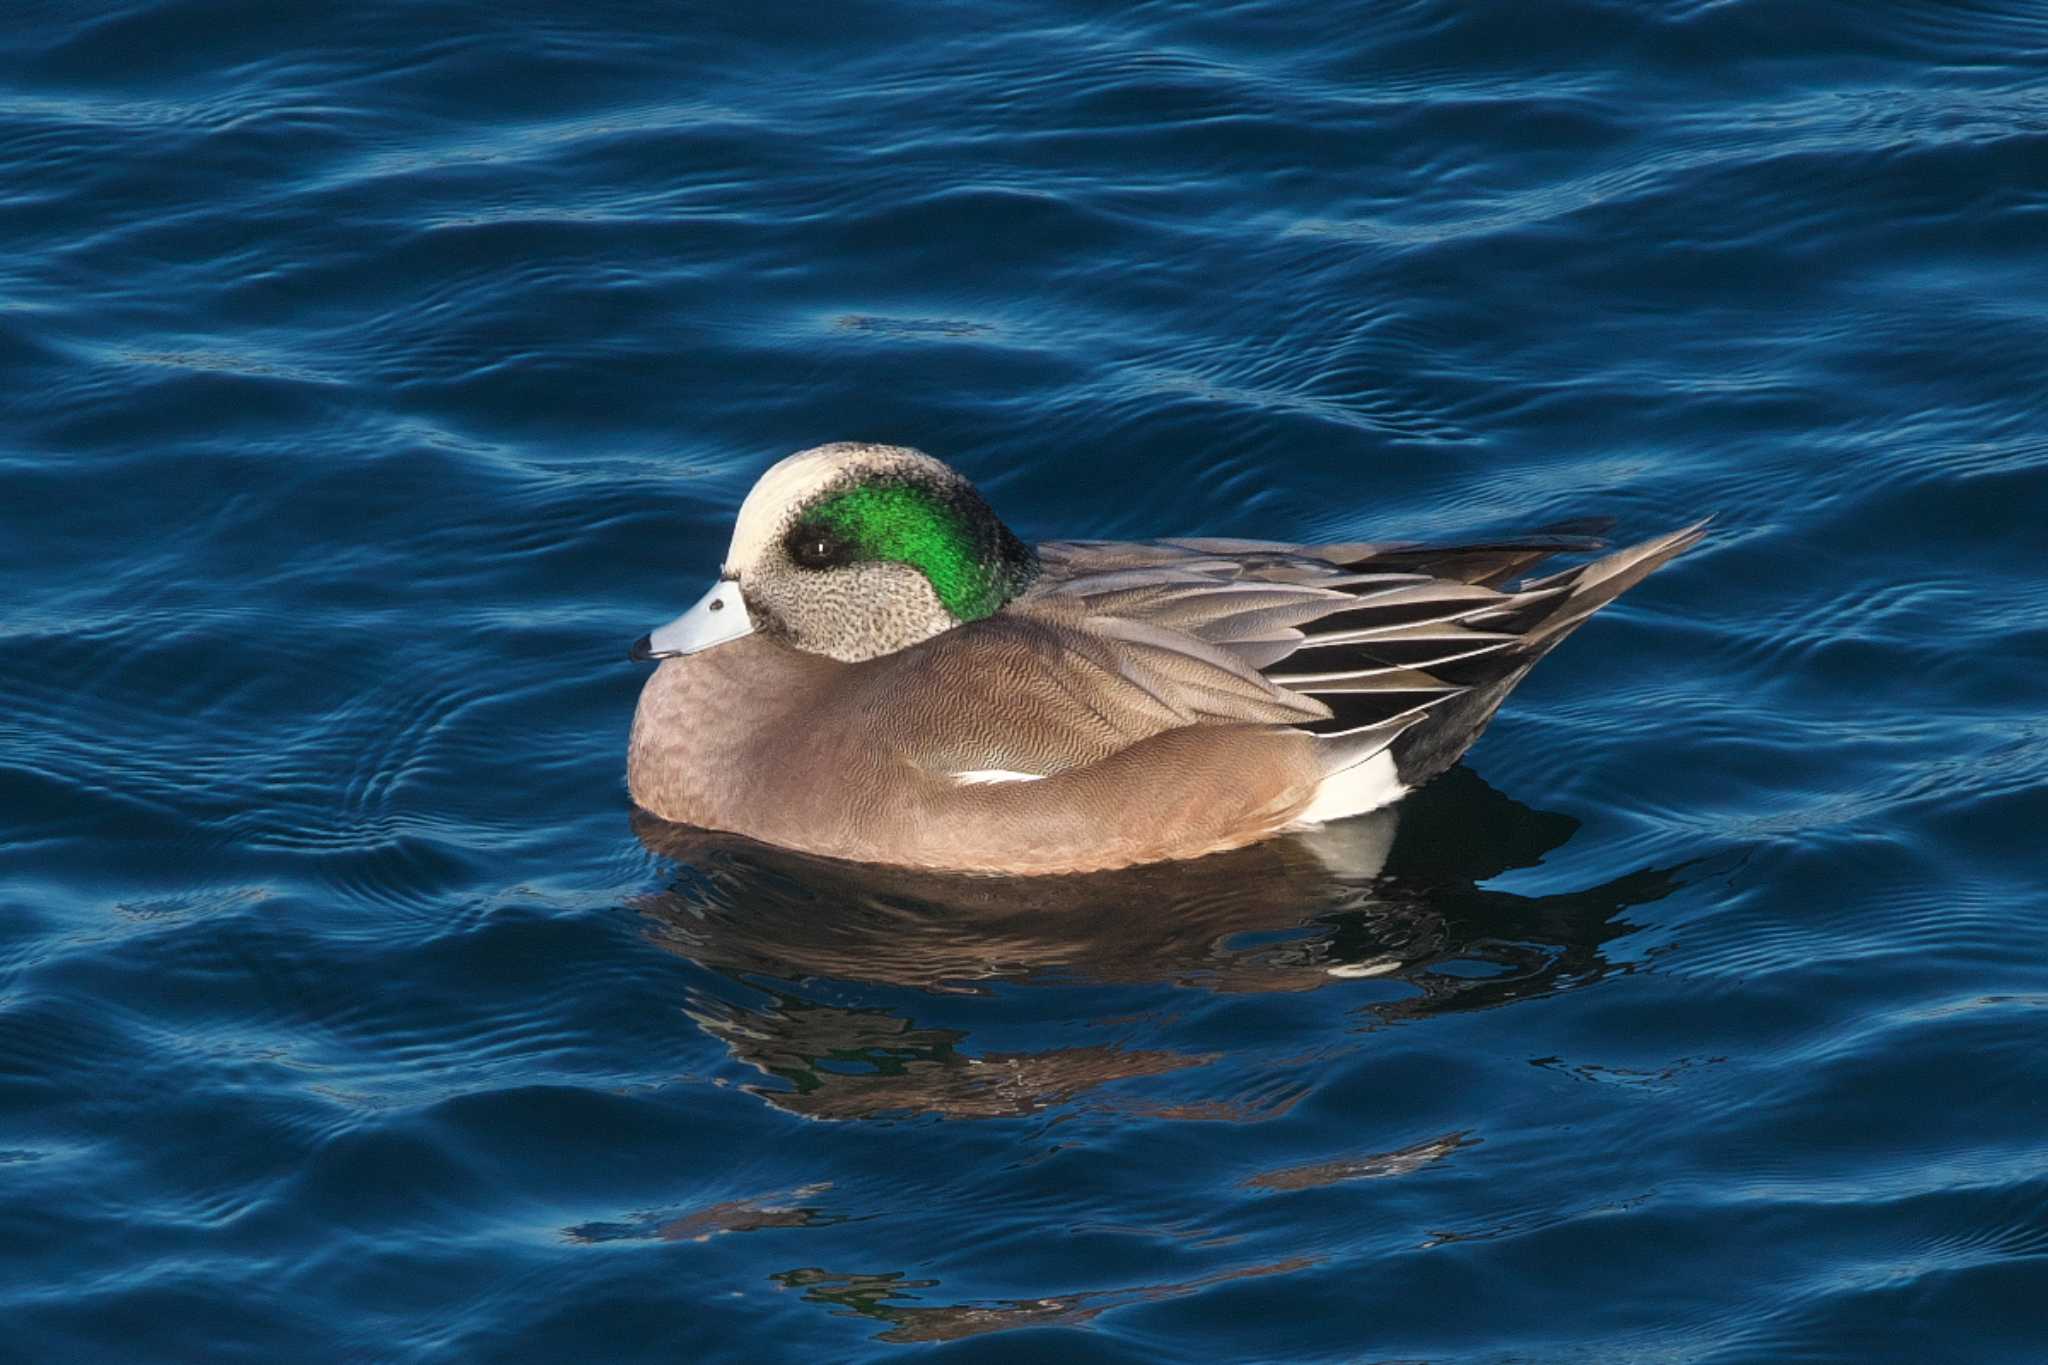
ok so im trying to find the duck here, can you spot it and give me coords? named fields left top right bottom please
left=627, top=442, right=1703, bottom=875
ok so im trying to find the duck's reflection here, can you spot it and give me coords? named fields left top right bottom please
left=632, top=768, right=1680, bottom=1121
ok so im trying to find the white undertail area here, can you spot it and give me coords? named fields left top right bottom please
left=1285, top=712, right=1425, bottom=829
left=1286, top=748, right=1406, bottom=828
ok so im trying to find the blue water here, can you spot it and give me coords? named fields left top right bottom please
left=4, top=2, right=2046, bottom=1359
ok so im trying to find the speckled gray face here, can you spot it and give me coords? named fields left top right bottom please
left=743, top=555, right=959, bottom=662
left=637, top=442, right=1039, bottom=666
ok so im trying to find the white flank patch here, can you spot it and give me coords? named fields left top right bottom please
left=950, top=769, right=1047, bottom=786
left=1285, top=749, right=1406, bottom=829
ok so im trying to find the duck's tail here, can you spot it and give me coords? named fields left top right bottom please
left=1517, top=518, right=1711, bottom=648
left=1379, top=519, right=1709, bottom=788
left=1300, top=520, right=1710, bottom=813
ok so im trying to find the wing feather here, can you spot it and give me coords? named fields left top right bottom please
left=1029, top=534, right=1585, bottom=735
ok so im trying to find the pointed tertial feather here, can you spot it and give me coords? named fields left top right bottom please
left=1048, top=570, right=1499, bottom=662
left=1047, top=565, right=1351, bottom=602
left=1155, top=537, right=1400, bottom=578
left=1201, top=604, right=1348, bottom=642
left=1043, top=565, right=1246, bottom=600
left=1038, top=540, right=1252, bottom=577
left=1068, top=581, right=1350, bottom=629
left=1301, top=621, right=1523, bottom=648
left=1294, top=583, right=1522, bottom=647
left=1143, top=581, right=1437, bottom=628
left=1143, top=591, right=1357, bottom=639
left=1267, top=634, right=1525, bottom=688
left=1226, top=561, right=1423, bottom=587
left=1221, top=633, right=1309, bottom=671
left=1083, top=613, right=1331, bottom=724
left=1284, top=667, right=1466, bottom=694
left=1324, top=580, right=1514, bottom=613
left=1047, top=571, right=1346, bottom=671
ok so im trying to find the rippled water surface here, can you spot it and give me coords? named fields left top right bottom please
left=5, top=2, right=2047, bottom=1360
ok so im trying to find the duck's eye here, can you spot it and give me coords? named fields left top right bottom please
left=789, top=529, right=845, bottom=569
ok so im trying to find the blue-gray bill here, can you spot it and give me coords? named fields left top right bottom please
left=629, top=577, right=753, bottom=661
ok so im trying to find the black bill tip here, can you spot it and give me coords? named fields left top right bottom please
left=628, top=633, right=656, bottom=663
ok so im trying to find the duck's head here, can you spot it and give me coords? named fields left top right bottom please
left=632, top=443, right=1039, bottom=664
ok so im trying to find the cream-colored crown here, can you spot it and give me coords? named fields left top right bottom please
left=724, top=442, right=955, bottom=576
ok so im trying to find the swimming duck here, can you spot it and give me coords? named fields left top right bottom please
left=628, top=442, right=1703, bottom=874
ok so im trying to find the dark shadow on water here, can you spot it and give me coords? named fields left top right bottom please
left=629, top=767, right=1684, bottom=1124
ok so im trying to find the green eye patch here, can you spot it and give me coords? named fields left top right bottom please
left=810, top=482, right=1010, bottom=621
